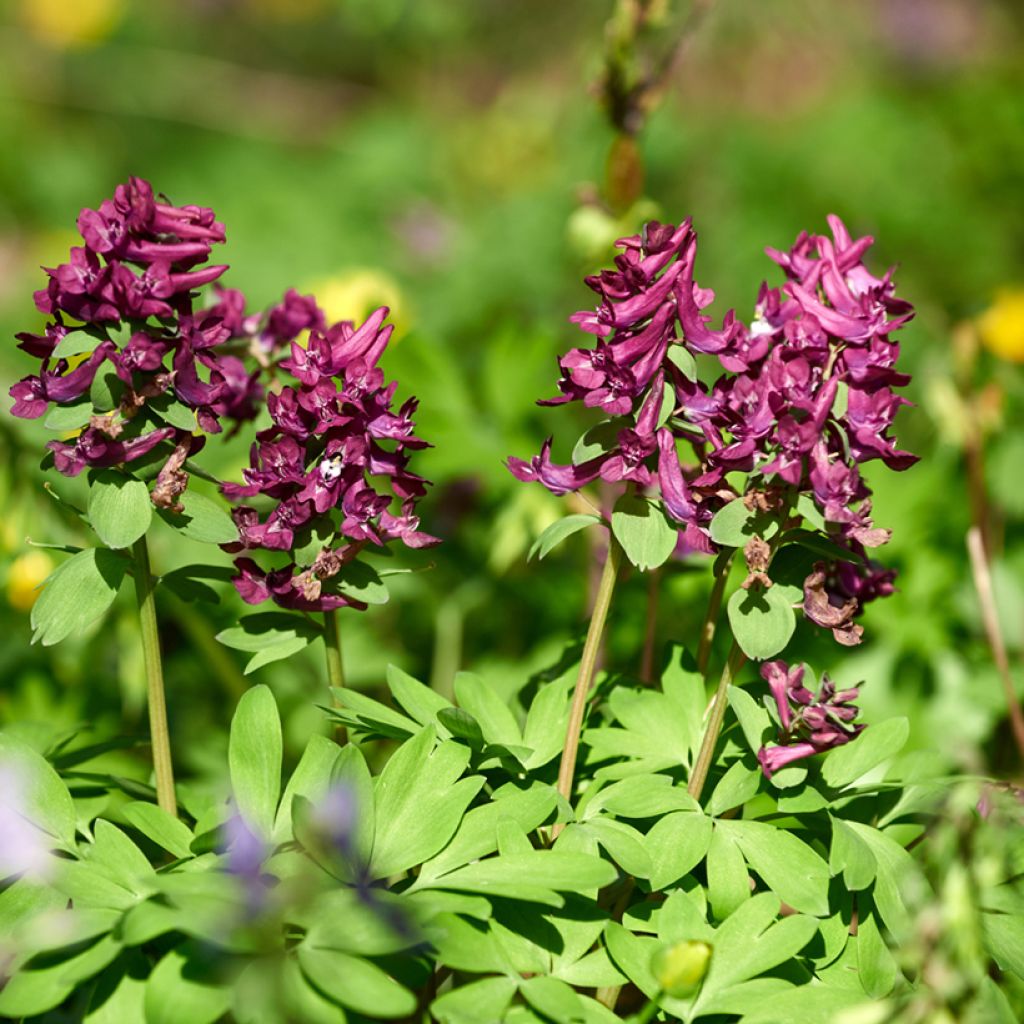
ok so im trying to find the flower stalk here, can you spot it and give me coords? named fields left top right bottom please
left=688, top=641, right=744, bottom=802
left=696, top=551, right=733, bottom=675
left=324, top=609, right=348, bottom=746
left=131, top=537, right=177, bottom=816
left=553, top=534, right=623, bottom=836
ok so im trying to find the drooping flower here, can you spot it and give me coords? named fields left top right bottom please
left=756, top=660, right=864, bottom=777
left=223, top=305, right=438, bottom=612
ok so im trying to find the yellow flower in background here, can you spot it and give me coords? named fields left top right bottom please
left=7, top=551, right=54, bottom=612
left=977, top=289, right=1024, bottom=363
left=20, top=0, right=123, bottom=49
left=305, top=269, right=410, bottom=339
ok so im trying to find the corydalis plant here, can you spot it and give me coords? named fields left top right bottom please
left=223, top=304, right=439, bottom=613
left=9, top=177, right=262, bottom=509
left=510, top=215, right=915, bottom=804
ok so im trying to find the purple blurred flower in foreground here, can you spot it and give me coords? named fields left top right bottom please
left=0, top=764, right=52, bottom=881
left=9, top=177, right=264, bottom=505
left=223, top=305, right=439, bottom=611
left=757, top=660, right=864, bottom=777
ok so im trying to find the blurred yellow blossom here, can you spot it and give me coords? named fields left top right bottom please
left=20, top=0, right=123, bottom=49
left=7, top=551, right=54, bottom=612
left=977, top=289, right=1024, bottom=362
left=304, top=269, right=410, bottom=339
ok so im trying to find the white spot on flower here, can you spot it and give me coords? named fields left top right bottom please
left=319, top=455, right=343, bottom=483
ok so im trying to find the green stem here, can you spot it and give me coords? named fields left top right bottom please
left=131, top=537, right=177, bottom=817
left=696, top=551, right=733, bottom=675
left=632, top=994, right=663, bottom=1024
left=324, top=609, right=347, bottom=745
left=688, top=641, right=744, bottom=802
left=553, top=535, right=623, bottom=838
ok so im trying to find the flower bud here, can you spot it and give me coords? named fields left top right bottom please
left=650, top=940, right=712, bottom=997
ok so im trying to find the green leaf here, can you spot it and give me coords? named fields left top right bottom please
left=856, top=910, right=898, bottom=997
left=654, top=379, right=677, bottom=428
left=582, top=774, right=696, bottom=819
left=720, top=819, right=831, bottom=917
left=611, top=493, right=677, bottom=571
left=44, top=401, right=93, bottom=432
left=298, top=947, right=416, bottom=1020
left=272, top=734, right=344, bottom=845
left=87, top=820, right=155, bottom=893
left=572, top=420, right=621, bottom=464
left=386, top=665, right=453, bottom=729
left=144, top=945, right=232, bottom=1024
left=829, top=816, right=877, bottom=891
left=324, top=688, right=418, bottom=741
left=217, top=613, right=322, bottom=673
left=159, top=564, right=235, bottom=604
left=229, top=685, right=282, bottom=837
left=147, top=392, right=199, bottom=431
left=421, top=783, right=556, bottom=879
left=90, top=369, right=124, bottom=412
left=244, top=637, right=311, bottom=674
left=85, top=952, right=149, bottom=1024
left=157, top=491, right=238, bottom=544
left=432, top=976, right=517, bottom=1024
left=522, top=679, right=571, bottom=769
left=454, top=672, right=523, bottom=749
left=52, top=329, right=100, bottom=360
left=0, top=935, right=121, bottom=1018
left=644, top=811, right=713, bottom=890
left=822, top=718, right=909, bottom=789
left=727, top=586, right=796, bottom=661
left=280, top=956, right=348, bottom=1024
left=421, top=851, right=616, bottom=903
left=529, top=514, right=603, bottom=560
left=604, top=923, right=660, bottom=999
left=87, top=470, right=152, bottom=549
left=707, top=759, right=761, bottom=817
left=520, top=976, right=585, bottom=1022
left=583, top=818, right=652, bottom=878
left=842, top=823, right=921, bottom=939
left=796, top=494, right=826, bottom=530
left=706, top=824, right=749, bottom=920
left=704, top=893, right=813, bottom=991
left=303, top=889, right=419, bottom=956
left=437, top=707, right=484, bottom=747
left=727, top=685, right=772, bottom=752
left=0, top=734, right=76, bottom=849
left=667, top=344, right=698, bottom=380
left=333, top=561, right=389, bottom=605
left=31, top=548, right=127, bottom=646
left=709, top=498, right=779, bottom=548
left=120, top=802, right=194, bottom=859
left=370, top=727, right=481, bottom=878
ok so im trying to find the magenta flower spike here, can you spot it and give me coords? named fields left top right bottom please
left=222, top=304, right=438, bottom=613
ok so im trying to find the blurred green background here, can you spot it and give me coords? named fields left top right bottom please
left=1, top=0, right=1023, bottom=787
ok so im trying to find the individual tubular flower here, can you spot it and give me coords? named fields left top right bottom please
left=9, top=177, right=264, bottom=494
left=757, top=660, right=864, bottom=777
left=223, top=305, right=439, bottom=612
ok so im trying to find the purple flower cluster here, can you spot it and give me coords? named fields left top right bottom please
left=223, top=305, right=439, bottom=612
left=509, top=214, right=915, bottom=637
left=756, top=660, right=864, bottom=777
left=9, top=178, right=262, bottom=497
